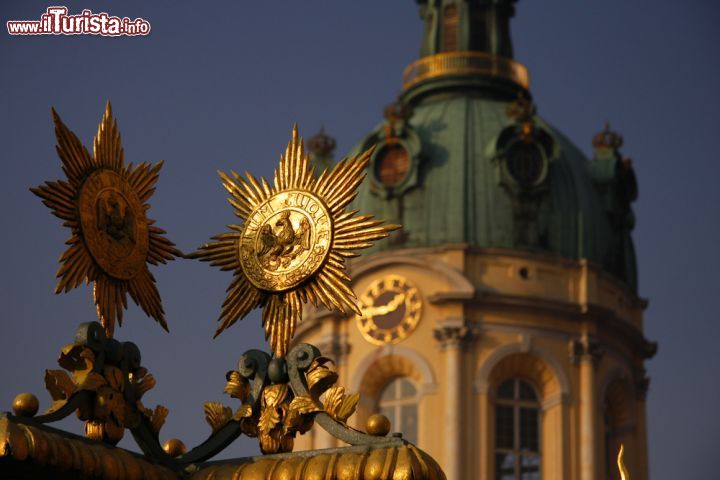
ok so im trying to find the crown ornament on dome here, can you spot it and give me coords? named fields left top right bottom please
left=383, top=97, right=413, bottom=125
left=307, top=127, right=336, bottom=158
left=506, top=93, right=539, bottom=142
left=383, top=96, right=413, bottom=139
left=593, top=122, right=624, bottom=150
left=506, top=92, right=536, bottom=123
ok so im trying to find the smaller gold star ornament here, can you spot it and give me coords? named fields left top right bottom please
left=32, top=102, right=180, bottom=337
left=191, top=125, right=400, bottom=357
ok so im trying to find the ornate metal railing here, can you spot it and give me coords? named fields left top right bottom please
left=2, top=104, right=438, bottom=480
left=402, top=51, right=530, bottom=91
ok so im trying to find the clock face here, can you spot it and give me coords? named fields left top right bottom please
left=356, top=274, right=422, bottom=345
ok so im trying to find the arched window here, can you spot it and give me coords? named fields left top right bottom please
left=377, top=377, right=418, bottom=444
left=494, top=378, right=541, bottom=480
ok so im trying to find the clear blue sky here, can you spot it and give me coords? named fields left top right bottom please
left=1, top=1, right=718, bottom=478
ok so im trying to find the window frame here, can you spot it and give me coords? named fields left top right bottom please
left=375, top=376, right=419, bottom=445
left=494, top=378, right=542, bottom=480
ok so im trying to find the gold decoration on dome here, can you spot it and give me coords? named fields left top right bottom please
left=190, top=124, right=400, bottom=357
left=506, top=93, right=536, bottom=123
left=593, top=121, right=624, bottom=150
left=506, top=92, right=538, bottom=141
left=203, top=356, right=359, bottom=454
left=403, top=51, right=530, bottom=91
left=382, top=96, right=413, bottom=140
left=31, top=102, right=180, bottom=337
left=357, top=274, right=422, bottom=345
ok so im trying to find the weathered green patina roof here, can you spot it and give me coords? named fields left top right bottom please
left=351, top=96, right=605, bottom=254
left=346, top=0, right=638, bottom=290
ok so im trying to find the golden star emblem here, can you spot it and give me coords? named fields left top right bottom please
left=191, top=125, right=399, bottom=357
left=32, top=102, right=180, bottom=337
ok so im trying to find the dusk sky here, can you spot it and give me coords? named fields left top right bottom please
left=1, top=1, right=718, bottom=478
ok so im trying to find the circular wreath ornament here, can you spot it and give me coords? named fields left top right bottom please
left=374, top=143, right=410, bottom=188
left=191, top=125, right=400, bottom=357
left=32, top=102, right=180, bottom=337
left=505, top=140, right=546, bottom=189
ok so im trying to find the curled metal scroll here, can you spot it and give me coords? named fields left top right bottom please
left=287, top=343, right=403, bottom=447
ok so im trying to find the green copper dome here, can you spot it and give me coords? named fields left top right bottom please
left=347, top=0, right=638, bottom=290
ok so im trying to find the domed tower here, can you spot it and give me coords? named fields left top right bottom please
left=294, top=2, right=655, bottom=480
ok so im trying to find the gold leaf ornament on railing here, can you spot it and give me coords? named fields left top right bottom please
left=203, top=402, right=233, bottom=434
left=41, top=327, right=167, bottom=445
left=203, top=352, right=360, bottom=454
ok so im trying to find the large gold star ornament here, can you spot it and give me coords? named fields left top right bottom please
left=32, top=102, right=180, bottom=337
left=191, top=125, right=399, bottom=357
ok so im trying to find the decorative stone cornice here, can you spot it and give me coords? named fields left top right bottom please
left=569, top=334, right=604, bottom=365
left=433, top=318, right=475, bottom=351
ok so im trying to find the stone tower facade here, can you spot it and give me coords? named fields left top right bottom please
left=295, top=2, right=655, bottom=479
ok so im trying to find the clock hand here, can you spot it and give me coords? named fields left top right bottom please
left=384, top=291, right=406, bottom=312
left=363, top=304, right=391, bottom=317
left=361, top=292, right=406, bottom=317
